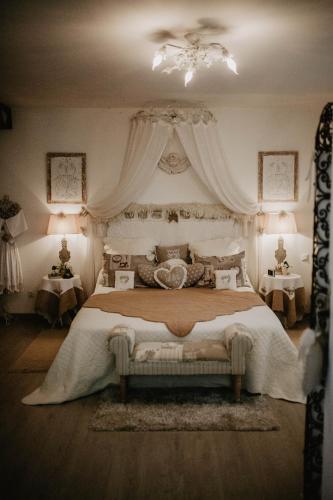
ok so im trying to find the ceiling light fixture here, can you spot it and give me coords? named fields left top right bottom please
left=152, top=32, right=238, bottom=87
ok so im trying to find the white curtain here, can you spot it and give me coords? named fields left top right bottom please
left=88, top=115, right=170, bottom=219
left=82, top=108, right=259, bottom=294
left=83, top=113, right=170, bottom=293
left=175, top=120, right=258, bottom=214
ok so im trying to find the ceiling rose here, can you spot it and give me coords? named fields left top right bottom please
left=152, top=32, right=238, bottom=87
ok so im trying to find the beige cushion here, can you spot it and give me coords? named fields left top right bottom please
left=137, top=263, right=159, bottom=288
left=214, top=269, right=237, bottom=290
left=156, top=244, right=190, bottom=263
left=138, top=262, right=204, bottom=288
left=102, top=253, right=153, bottom=287
left=133, top=342, right=183, bottom=362
left=133, top=340, right=230, bottom=363
left=114, top=270, right=135, bottom=290
left=154, top=265, right=187, bottom=289
left=193, top=251, right=249, bottom=288
left=184, top=263, right=205, bottom=287
left=183, top=340, right=230, bottom=361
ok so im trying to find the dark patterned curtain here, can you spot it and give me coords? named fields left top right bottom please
left=304, top=103, right=332, bottom=499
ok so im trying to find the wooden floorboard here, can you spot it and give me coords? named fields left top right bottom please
left=0, top=316, right=305, bottom=500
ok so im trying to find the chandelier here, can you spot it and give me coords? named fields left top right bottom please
left=152, top=32, right=238, bottom=87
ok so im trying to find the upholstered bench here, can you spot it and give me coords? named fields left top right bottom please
left=109, top=324, right=253, bottom=403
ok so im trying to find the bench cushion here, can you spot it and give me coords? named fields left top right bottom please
left=133, top=340, right=230, bottom=363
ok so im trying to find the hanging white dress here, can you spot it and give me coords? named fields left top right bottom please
left=0, top=209, right=28, bottom=294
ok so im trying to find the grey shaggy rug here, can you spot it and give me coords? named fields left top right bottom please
left=89, top=387, right=280, bottom=432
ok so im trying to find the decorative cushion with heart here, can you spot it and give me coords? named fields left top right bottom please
left=137, top=264, right=159, bottom=287
left=154, top=265, right=187, bottom=289
left=183, top=262, right=204, bottom=287
left=138, top=262, right=204, bottom=288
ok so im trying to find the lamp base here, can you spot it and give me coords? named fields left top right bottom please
left=59, top=237, right=71, bottom=265
left=274, top=236, right=289, bottom=274
left=275, top=236, right=286, bottom=265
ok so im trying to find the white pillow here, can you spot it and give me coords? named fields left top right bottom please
left=115, top=270, right=135, bottom=290
left=189, top=237, right=244, bottom=258
left=104, top=237, right=157, bottom=257
left=214, top=269, right=237, bottom=290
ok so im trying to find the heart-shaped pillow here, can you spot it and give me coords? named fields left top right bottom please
left=154, top=265, right=187, bottom=290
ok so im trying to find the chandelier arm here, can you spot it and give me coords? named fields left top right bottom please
left=165, top=43, right=184, bottom=50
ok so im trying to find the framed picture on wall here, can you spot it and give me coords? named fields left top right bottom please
left=258, top=151, right=298, bottom=202
left=47, top=153, right=87, bottom=203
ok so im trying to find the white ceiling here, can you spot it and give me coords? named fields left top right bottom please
left=1, top=0, right=333, bottom=107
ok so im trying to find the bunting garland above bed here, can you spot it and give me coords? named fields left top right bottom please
left=111, top=202, right=251, bottom=225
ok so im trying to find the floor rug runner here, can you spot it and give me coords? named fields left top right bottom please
left=90, top=387, right=280, bottom=432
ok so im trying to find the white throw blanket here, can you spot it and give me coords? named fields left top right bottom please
left=22, top=285, right=306, bottom=405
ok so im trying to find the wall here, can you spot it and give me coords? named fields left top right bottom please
left=0, top=104, right=319, bottom=313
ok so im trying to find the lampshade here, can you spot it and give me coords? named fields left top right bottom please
left=263, top=211, right=297, bottom=235
left=47, top=213, right=80, bottom=235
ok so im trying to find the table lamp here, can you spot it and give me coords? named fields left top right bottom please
left=263, top=211, right=297, bottom=273
left=47, top=213, right=80, bottom=265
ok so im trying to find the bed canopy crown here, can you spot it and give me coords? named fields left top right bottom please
left=133, top=107, right=216, bottom=125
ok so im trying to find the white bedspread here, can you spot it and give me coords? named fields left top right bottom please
left=23, top=284, right=306, bottom=405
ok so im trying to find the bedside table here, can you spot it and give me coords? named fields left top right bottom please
left=259, top=273, right=305, bottom=328
left=35, top=275, right=85, bottom=326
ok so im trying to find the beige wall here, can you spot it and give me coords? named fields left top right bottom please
left=0, top=104, right=320, bottom=313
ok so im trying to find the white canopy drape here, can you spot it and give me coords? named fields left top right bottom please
left=175, top=120, right=258, bottom=214
left=88, top=114, right=171, bottom=219
left=83, top=108, right=259, bottom=294
left=88, top=108, right=258, bottom=219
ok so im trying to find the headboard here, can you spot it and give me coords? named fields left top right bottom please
left=107, top=218, right=243, bottom=246
left=104, top=207, right=258, bottom=287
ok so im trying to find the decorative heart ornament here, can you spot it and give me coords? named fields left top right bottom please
left=154, top=265, right=187, bottom=289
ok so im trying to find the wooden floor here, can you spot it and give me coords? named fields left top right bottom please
left=0, top=316, right=305, bottom=500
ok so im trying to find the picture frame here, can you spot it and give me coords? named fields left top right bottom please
left=47, top=153, right=87, bottom=204
left=258, top=151, right=298, bottom=202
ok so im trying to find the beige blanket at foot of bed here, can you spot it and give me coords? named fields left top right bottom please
left=83, top=288, right=264, bottom=337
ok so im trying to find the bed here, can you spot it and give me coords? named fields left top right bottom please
left=22, top=272, right=306, bottom=405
